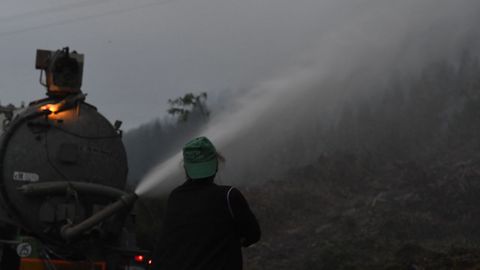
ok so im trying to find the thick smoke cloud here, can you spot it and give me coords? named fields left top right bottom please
left=136, top=0, right=480, bottom=196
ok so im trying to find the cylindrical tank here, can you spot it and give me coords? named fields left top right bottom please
left=0, top=96, right=129, bottom=248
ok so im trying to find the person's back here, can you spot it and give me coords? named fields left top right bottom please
left=154, top=137, right=261, bottom=270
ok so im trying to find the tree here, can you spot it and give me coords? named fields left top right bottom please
left=167, top=92, right=210, bottom=122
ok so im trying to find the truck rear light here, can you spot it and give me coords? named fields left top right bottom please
left=134, top=255, right=144, bottom=263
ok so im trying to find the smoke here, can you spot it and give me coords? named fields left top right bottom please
left=135, top=0, right=480, bottom=196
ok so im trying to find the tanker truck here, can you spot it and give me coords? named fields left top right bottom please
left=0, top=48, right=150, bottom=269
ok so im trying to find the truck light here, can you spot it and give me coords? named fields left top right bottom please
left=134, top=255, right=144, bottom=263
left=41, top=104, right=60, bottom=114
left=148, top=259, right=153, bottom=265
left=39, top=93, right=86, bottom=118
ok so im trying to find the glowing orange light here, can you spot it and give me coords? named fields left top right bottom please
left=40, top=104, right=61, bottom=114
left=148, top=259, right=152, bottom=265
left=134, top=255, right=144, bottom=263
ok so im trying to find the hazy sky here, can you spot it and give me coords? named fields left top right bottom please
left=0, top=0, right=340, bottom=129
left=1, top=0, right=479, bottom=131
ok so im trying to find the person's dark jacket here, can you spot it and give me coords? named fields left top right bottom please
left=153, top=178, right=261, bottom=270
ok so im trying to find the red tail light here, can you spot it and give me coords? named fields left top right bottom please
left=148, top=259, right=153, bottom=265
left=134, top=255, right=144, bottom=263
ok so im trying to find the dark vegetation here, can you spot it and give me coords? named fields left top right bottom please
left=243, top=52, right=480, bottom=269
left=125, top=52, right=480, bottom=269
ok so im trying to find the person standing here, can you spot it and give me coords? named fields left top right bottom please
left=153, top=136, right=261, bottom=270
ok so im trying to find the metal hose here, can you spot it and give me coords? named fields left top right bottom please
left=60, top=193, right=137, bottom=241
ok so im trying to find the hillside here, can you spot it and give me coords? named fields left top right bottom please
left=243, top=153, right=480, bottom=269
left=241, top=53, right=480, bottom=269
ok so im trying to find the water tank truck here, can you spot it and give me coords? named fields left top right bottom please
left=0, top=48, right=148, bottom=270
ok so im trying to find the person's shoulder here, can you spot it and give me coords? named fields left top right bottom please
left=213, top=185, right=246, bottom=199
left=170, top=185, right=182, bottom=194
left=206, top=184, right=237, bottom=197
left=169, top=180, right=191, bottom=195
left=214, top=184, right=234, bottom=192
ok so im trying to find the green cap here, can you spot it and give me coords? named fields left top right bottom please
left=183, top=137, right=218, bottom=179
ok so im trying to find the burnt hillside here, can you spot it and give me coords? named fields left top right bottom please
left=244, top=153, right=480, bottom=269
left=242, top=53, right=480, bottom=269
